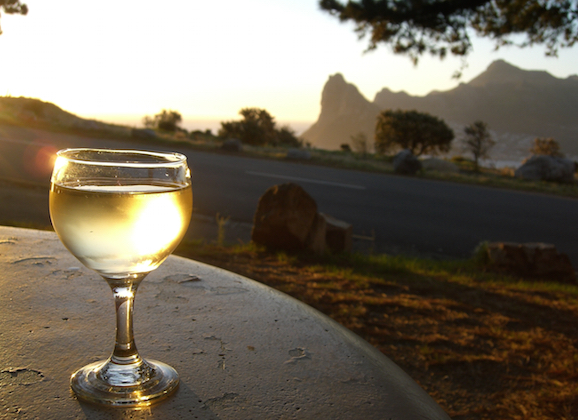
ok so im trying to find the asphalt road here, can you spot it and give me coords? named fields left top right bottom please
left=1, top=125, right=577, bottom=266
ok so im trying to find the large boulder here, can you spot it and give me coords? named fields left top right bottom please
left=484, top=242, right=576, bottom=283
left=514, top=155, right=575, bottom=183
left=393, top=149, right=422, bottom=175
left=252, top=183, right=325, bottom=252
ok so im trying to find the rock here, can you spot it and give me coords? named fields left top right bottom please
left=485, top=242, right=576, bottom=283
left=321, top=213, right=353, bottom=253
left=393, top=149, right=422, bottom=175
left=300, top=73, right=380, bottom=150
left=221, top=138, right=243, bottom=152
left=131, top=128, right=157, bottom=140
left=306, top=213, right=327, bottom=254
left=514, top=155, right=575, bottom=183
left=252, top=183, right=324, bottom=252
left=286, top=148, right=311, bottom=160
left=421, top=158, right=459, bottom=173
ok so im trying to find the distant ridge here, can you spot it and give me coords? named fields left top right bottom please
left=302, top=60, right=578, bottom=159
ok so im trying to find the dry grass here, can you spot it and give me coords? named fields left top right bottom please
left=175, top=241, right=578, bottom=420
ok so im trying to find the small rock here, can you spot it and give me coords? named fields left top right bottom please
left=393, top=149, right=422, bottom=175
left=485, top=242, right=576, bottom=283
left=321, top=213, right=352, bottom=253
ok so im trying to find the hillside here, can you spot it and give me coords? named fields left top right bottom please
left=302, top=60, right=578, bottom=160
left=0, top=96, right=129, bottom=135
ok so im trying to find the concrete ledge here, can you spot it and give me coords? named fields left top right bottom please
left=0, top=226, right=450, bottom=419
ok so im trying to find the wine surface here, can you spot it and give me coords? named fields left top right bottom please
left=49, top=182, right=192, bottom=277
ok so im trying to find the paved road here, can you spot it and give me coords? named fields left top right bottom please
left=1, top=125, right=577, bottom=266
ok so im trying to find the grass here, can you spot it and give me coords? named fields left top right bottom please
left=175, top=240, right=578, bottom=420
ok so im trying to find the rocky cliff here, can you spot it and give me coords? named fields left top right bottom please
left=302, top=60, right=578, bottom=160
left=301, top=74, right=379, bottom=150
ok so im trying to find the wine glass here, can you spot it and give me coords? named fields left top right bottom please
left=49, top=148, right=192, bottom=407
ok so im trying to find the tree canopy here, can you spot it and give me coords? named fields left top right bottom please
left=375, top=109, right=454, bottom=156
left=529, top=137, right=564, bottom=157
left=219, top=108, right=301, bottom=147
left=0, top=1, right=27, bottom=35
left=143, top=109, right=182, bottom=132
left=319, top=0, right=578, bottom=70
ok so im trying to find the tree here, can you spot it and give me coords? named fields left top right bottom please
left=529, top=137, right=564, bottom=157
left=276, top=125, right=302, bottom=148
left=319, top=0, right=578, bottom=74
left=0, top=1, right=27, bottom=35
left=462, top=120, right=495, bottom=171
left=142, top=109, right=182, bottom=132
left=375, top=109, right=454, bottom=156
left=219, top=107, right=301, bottom=147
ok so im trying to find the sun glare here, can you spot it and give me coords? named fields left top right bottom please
left=132, top=192, right=183, bottom=257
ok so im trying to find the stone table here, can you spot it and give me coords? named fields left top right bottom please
left=0, top=226, right=450, bottom=419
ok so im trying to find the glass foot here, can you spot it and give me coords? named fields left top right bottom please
left=70, top=359, right=179, bottom=407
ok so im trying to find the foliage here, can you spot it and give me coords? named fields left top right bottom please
left=530, top=137, right=564, bottom=157
left=0, top=0, right=27, bottom=35
left=340, top=143, right=352, bottom=152
left=142, top=109, right=182, bottom=132
left=462, top=120, right=495, bottom=170
left=375, top=109, right=454, bottom=156
left=219, top=107, right=301, bottom=147
left=189, top=129, right=214, bottom=141
left=319, top=0, right=578, bottom=73
left=276, top=125, right=302, bottom=148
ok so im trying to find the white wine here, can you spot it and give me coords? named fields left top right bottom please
left=50, top=181, right=192, bottom=277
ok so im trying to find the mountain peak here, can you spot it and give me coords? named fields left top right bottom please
left=301, top=74, right=379, bottom=150
left=469, top=59, right=556, bottom=87
left=320, top=73, right=370, bottom=114
left=328, top=73, right=346, bottom=83
left=302, top=60, right=578, bottom=156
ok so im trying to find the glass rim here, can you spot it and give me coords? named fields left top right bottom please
left=55, top=148, right=188, bottom=168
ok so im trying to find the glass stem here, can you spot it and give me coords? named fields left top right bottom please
left=106, top=275, right=146, bottom=365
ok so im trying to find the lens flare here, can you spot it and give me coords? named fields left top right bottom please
left=23, top=141, right=58, bottom=180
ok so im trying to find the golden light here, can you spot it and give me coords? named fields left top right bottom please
left=23, top=141, right=59, bottom=180
left=51, top=155, right=68, bottom=181
left=131, top=192, right=183, bottom=257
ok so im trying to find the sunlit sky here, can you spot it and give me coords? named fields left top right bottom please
left=1, top=0, right=577, bottom=134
